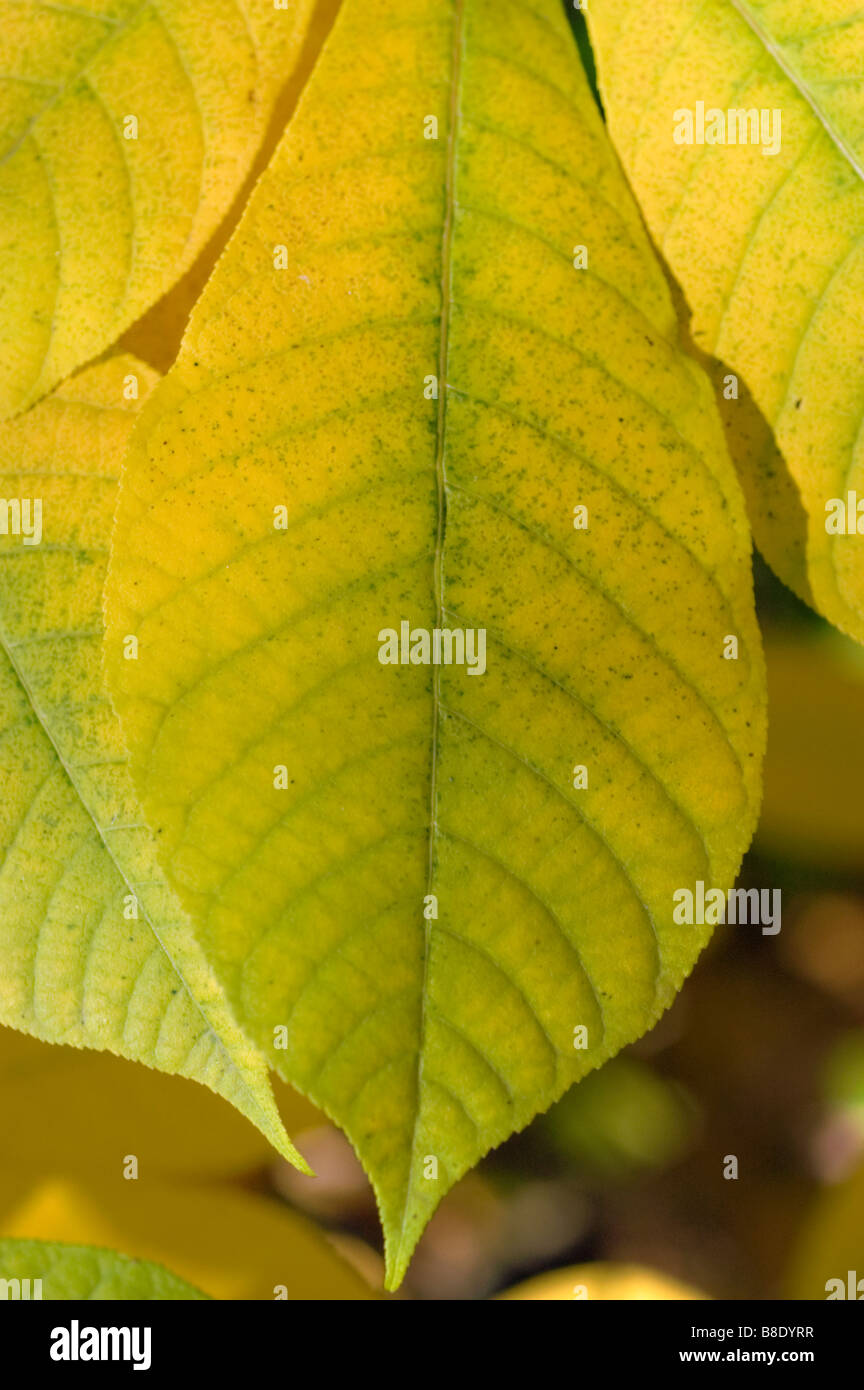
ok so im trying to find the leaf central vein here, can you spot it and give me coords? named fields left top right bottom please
left=400, top=0, right=467, bottom=1269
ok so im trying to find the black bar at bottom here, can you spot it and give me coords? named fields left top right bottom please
left=0, top=1296, right=857, bottom=1376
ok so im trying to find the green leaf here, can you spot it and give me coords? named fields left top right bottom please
left=0, top=356, right=307, bottom=1172
left=105, top=0, right=766, bottom=1286
left=0, top=1236, right=208, bottom=1300
left=0, top=0, right=318, bottom=418
left=587, top=0, right=864, bottom=642
left=540, top=1055, right=697, bottom=1180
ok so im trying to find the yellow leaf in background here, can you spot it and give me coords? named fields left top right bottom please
left=499, top=1261, right=707, bottom=1301
left=105, top=0, right=765, bottom=1288
left=0, top=1026, right=320, bottom=1181
left=0, top=1174, right=375, bottom=1300
left=587, top=0, right=864, bottom=642
left=757, top=633, right=864, bottom=869
left=785, top=1161, right=864, bottom=1299
left=0, top=357, right=306, bottom=1171
left=0, top=0, right=318, bottom=418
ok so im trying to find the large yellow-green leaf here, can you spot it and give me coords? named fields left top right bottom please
left=105, top=0, right=766, bottom=1287
left=587, top=0, right=864, bottom=641
left=0, top=0, right=318, bottom=418
left=0, top=356, right=306, bottom=1171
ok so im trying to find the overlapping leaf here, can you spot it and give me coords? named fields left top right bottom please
left=0, top=0, right=318, bottom=418
left=0, top=357, right=304, bottom=1168
left=587, top=0, right=864, bottom=641
left=105, top=0, right=765, bottom=1286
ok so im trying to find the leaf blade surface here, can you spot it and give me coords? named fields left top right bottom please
left=0, top=0, right=317, bottom=416
left=0, top=356, right=305, bottom=1169
left=106, top=0, right=766, bottom=1285
left=588, top=0, right=864, bottom=639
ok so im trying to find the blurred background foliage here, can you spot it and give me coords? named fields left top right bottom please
left=2, top=1, right=863, bottom=1302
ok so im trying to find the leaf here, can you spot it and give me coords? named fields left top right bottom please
left=117, top=0, right=345, bottom=377
left=0, top=1236, right=209, bottom=1299
left=785, top=1160, right=864, bottom=1299
left=825, top=1029, right=864, bottom=1132
left=586, top=0, right=864, bottom=642
left=0, top=0, right=319, bottom=418
left=539, top=1055, right=697, bottom=1179
left=498, top=1262, right=708, bottom=1301
left=104, top=0, right=766, bottom=1287
left=0, top=1025, right=320, bottom=1180
left=757, top=631, right=864, bottom=868
left=0, top=1173, right=377, bottom=1299
left=0, top=356, right=307, bottom=1172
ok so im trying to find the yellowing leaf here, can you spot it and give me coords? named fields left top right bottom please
left=499, top=1262, right=708, bottom=1301
left=0, top=1025, right=320, bottom=1180
left=0, top=1236, right=209, bottom=1299
left=0, top=1174, right=375, bottom=1300
left=785, top=1161, right=864, bottom=1299
left=0, top=0, right=318, bottom=418
left=0, top=357, right=307, bottom=1171
left=105, top=0, right=765, bottom=1287
left=117, top=0, right=345, bottom=376
left=587, top=0, right=864, bottom=641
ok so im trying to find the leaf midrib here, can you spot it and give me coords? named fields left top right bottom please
left=395, top=0, right=466, bottom=1272
left=729, top=0, right=864, bottom=182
